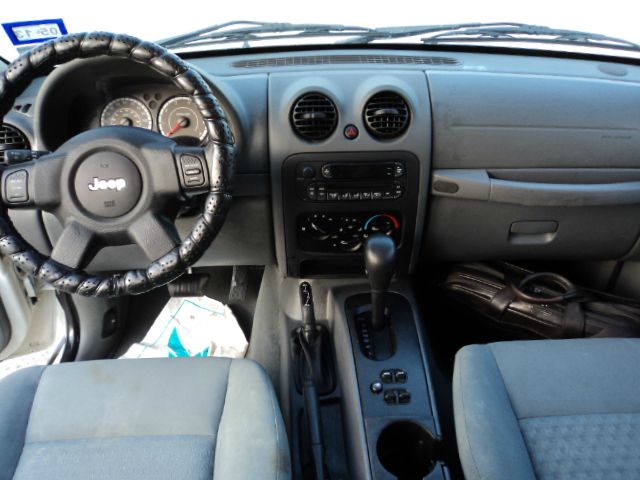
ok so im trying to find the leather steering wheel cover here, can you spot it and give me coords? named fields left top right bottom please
left=0, top=32, right=235, bottom=297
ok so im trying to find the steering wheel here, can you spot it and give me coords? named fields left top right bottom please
left=0, top=32, right=235, bottom=297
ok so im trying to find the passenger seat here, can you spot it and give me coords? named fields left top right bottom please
left=453, top=338, right=640, bottom=479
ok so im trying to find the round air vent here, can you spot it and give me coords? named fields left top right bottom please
left=0, top=124, right=29, bottom=163
left=364, top=91, right=410, bottom=140
left=290, top=92, right=338, bottom=141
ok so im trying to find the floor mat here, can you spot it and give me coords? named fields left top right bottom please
left=120, top=296, right=248, bottom=359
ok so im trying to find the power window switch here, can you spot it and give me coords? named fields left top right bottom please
left=380, top=369, right=394, bottom=383
left=383, top=389, right=398, bottom=405
left=398, top=389, right=411, bottom=404
left=394, top=369, right=408, bottom=383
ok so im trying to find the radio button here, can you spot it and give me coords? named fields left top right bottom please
left=349, top=192, right=361, bottom=200
left=327, top=192, right=339, bottom=201
left=321, top=166, right=333, bottom=179
left=317, top=184, right=327, bottom=201
left=301, top=165, right=316, bottom=179
left=339, top=192, right=350, bottom=201
left=306, top=184, right=317, bottom=200
left=372, top=191, right=383, bottom=200
left=394, top=163, right=405, bottom=177
left=361, top=191, right=372, bottom=200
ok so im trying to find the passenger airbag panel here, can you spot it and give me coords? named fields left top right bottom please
left=429, top=71, right=640, bottom=169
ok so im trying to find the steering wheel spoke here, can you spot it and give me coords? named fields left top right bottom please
left=128, top=212, right=181, bottom=262
left=50, top=221, right=96, bottom=270
left=0, top=152, right=64, bottom=210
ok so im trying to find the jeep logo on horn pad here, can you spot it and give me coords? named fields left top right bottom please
left=88, top=177, right=127, bottom=192
left=74, top=152, right=141, bottom=219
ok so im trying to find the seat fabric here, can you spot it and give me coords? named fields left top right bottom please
left=453, top=338, right=640, bottom=480
left=0, top=357, right=290, bottom=480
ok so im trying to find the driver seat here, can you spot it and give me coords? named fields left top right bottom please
left=0, top=357, right=291, bottom=480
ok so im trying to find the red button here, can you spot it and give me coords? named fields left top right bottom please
left=344, top=125, right=359, bottom=140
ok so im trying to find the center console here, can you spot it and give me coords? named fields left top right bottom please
left=285, top=221, right=446, bottom=480
left=268, top=70, right=440, bottom=479
left=284, top=275, right=448, bottom=480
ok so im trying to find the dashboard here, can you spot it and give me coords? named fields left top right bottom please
left=4, top=47, right=640, bottom=273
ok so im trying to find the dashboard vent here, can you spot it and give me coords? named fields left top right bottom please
left=0, top=124, right=29, bottom=163
left=233, top=54, right=459, bottom=68
left=364, top=91, right=410, bottom=139
left=290, top=93, right=338, bottom=141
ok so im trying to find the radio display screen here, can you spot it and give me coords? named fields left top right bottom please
left=323, top=163, right=397, bottom=180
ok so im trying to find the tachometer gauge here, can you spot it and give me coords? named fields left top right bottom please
left=158, top=96, right=207, bottom=143
left=100, top=97, right=153, bottom=129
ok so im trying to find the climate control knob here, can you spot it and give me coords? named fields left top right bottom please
left=301, top=213, right=333, bottom=241
left=364, top=214, right=400, bottom=237
left=337, top=217, right=364, bottom=252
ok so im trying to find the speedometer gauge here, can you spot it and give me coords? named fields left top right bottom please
left=158, top=96, right=207, bottom=143
left=100, top=97, right=153, bottom=129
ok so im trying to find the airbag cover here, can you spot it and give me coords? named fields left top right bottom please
left=74, top=152, right=141, bottom=218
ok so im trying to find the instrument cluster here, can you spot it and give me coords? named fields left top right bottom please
left=99, top=91, right=207, bottom=145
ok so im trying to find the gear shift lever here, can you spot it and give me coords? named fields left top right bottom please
left=364, top=234, right=397, bottom=330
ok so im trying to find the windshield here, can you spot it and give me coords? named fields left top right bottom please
left=2, top=0, right=639, bottom=60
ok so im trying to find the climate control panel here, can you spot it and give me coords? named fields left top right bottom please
left=298, top=212, right=401, bottom=253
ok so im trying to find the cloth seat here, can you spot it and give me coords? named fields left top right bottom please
left=0, top=357, right=290, bottom=480
left=453, top=338, right=640, bottom=480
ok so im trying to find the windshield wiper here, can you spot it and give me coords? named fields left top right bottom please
left=343, top=22, right=640, bottom=53
left=160, top=21, right=640, bottom=55
left=159, top=21, right=375, bottom=50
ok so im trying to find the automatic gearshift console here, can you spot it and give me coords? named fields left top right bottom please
left=349, top=235, right=398, bottom=361
left=364, top=235, right=397, bottom=330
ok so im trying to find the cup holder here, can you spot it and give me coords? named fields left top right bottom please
left=376, top=421, right=438, bottom=479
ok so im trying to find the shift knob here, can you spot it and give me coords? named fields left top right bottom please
left=364, top=234, right=397, bottom=330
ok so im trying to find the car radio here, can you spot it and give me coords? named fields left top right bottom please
left=295, top=161, right=406, bottom=202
